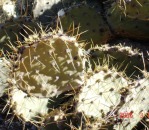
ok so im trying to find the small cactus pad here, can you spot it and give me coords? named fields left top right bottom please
left=75, top=65, right=129, bottom=125
left=59, top=3, right=112, bottom=48
left=9, top=86, right=49, bottom=122
left=86, top=44, right=146, bottom=78
left=9, top=82, right=73, bottom=123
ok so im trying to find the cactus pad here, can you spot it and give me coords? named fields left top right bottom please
left=106, top=3, right=149, bottom=41
left=8, top=29, right=85, bottom=123
left=75, top=65, right=129, bottom=128
left=59, top=3, right=112, bottom=48
left=86, top=44, right=146, bottom=78
left=114, top=72, right=149, bottom=130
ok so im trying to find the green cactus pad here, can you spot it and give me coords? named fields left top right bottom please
left=106, top=3, right=149, bottom=41
left=59, top=3, right=112, bottom=48
left=10, top=31, right=85, bottom=98
left=86, top=44, right=147, bottom=78
left=8, top=30, right=85, bottom=123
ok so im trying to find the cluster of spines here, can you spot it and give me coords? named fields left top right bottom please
left=0, top=17, right=40, bottom=56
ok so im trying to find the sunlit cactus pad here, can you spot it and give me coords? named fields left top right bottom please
left=114, top=72, right=149, bottom=130
left=6, top=28, right=87, bottom=123
left=0, top=0, right=149, bottom=130
left=75, top=65, right=129, bottom=123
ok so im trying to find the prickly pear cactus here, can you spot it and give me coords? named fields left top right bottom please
left=32, top=0, right=83, bottom=25
left=59, top=2, right=112, bottom=48
left=7, top=29, right=85, bottom=123
left=74, top=65, right=129, bottom=128
left=0, top=0, right=149, bottom=130
left=42, top=64, right=130, bottom=129
left=114, top=71, right=149, bottom=130
left=117, top=0, right=149, bottom=21
left=60, top=3, right=112, bottom=47
left=106, top=2, right=149, bottom=41
left=86, top=44, right=147, bottom=78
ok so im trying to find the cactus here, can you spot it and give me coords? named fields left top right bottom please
left=32, top=0, right=63, bottom=26
left=7, top=28, right=86, bottom=123
left=116, top=0, right=149, bottom=21
left=32, top=0, right=61, bottom=18
left=42, top=63, right=149, bottom=130
left=42, top=64, right=130, bottom=130
left=59, top=2, right=112, bottom=48
left=106, top=2, right=149, bottom=41
left=41, top=48, right=149, bottom=130
left=0, top=0, right=149, bottom=130
left=74, top=65, right=129, bottom=129
left=114, top=71, right=149, bottom=130
left=86, top=44, right=147, bottom=78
